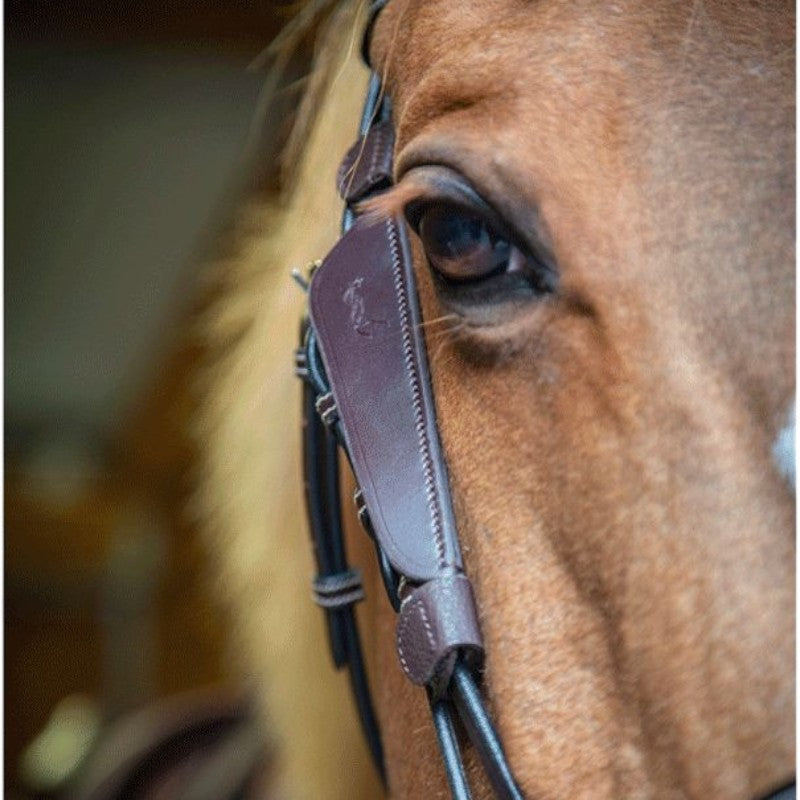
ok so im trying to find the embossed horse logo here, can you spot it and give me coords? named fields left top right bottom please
left=343, top=277, right=387, bottom=337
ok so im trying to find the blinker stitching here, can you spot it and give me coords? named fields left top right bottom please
left=387, top=218, right=447, bottom=568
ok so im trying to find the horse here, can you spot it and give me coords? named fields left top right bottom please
left=195, top=1, right=795, bottom=798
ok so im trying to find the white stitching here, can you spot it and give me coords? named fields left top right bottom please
left=396, top=595, right=436, bottom=680
left=386, top=219, right=447, bottom=567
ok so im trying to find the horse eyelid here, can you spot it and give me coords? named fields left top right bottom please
left=395, top=166, right=554, bottom=271
left=378, top=164, right=557, bottom=298
left=396, top=166, right=499, bottom=230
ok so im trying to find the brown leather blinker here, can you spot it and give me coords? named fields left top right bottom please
left=308, top=212, right=484, bottom=689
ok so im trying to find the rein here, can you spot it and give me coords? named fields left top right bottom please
left=294, top=6, right=523, bottom=798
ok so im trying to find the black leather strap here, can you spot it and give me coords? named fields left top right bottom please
left=451, top=662, right=524, bottom=800
left=430, top=696, right=473, bottom=800
left=361, top=0, right=391, bottom=67
left=298, top=322, right=386, bottom=783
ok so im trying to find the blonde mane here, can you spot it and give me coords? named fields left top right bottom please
left=194, top=3, right=382, bottom=797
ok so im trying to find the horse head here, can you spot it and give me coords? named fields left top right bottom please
left=346, top=1, right=795, bottom=797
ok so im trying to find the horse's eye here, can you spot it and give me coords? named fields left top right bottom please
left=401, top=170, right=556, bottom=305
left=416, top=203, right=519, bottom=283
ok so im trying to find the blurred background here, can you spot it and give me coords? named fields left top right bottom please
left=6, top=2, right=313, bottom=795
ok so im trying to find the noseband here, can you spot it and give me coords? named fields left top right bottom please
left=293, top=5, right=795, bottom=800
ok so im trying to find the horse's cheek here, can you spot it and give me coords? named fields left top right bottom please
left=417, top=315, right=625, bottom=795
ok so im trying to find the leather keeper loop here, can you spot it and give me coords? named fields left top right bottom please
left=396, top=574, right=484, bottom=694
left=315, top=391, right=339, bottom=427
left=313, top=569, right=365, bottom=609
left=336, top=120, right=394, bottom=204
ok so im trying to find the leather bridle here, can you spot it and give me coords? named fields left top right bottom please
left=293, top=4, right=796, bottom=799
left=294, top=5, right=522, bottom=797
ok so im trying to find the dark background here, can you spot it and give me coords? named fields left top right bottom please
left=5, top=2, right=310, bottom=795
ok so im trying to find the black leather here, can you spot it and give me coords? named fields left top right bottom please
left=431, top=697, right=473, bottom=800
left=361, top=0, right=391, bottom=66
left=298, top=330, right=386, bottom=782
left=451, top=662, right=524, bottom=800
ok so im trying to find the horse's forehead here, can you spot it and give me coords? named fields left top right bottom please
left=377, top=0, right=788, bottom=51
left=375, top=0, right=790, bottom=122
left=373, top=0, right=793, bottom=420
left=373, top=0, right=792, bottom=206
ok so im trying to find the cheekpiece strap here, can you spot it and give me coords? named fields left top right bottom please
left=361, top=0, right=391, bottom=67
left=336, top=120, right=395, bottom=203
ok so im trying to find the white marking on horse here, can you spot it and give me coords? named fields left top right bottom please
left=772, top=401, right=795, bottom=492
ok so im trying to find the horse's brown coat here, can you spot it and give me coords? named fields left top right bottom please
left=366, top=1, right=794, bottom=798
left=199, top=1, right=794, bottom=798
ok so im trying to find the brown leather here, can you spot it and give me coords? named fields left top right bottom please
left=68, top=689, right=269, bottom=800
left=309, top=213, right=485, bottom=695
left=301, top=71, right=528, bottom=794
left=397, top=575, right=483, bottom=692
left=309, top=215, right=463, bottom=583
left=336, top=120, right=395, bottom=203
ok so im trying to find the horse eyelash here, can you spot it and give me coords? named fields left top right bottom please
left=357, top=175, right=433, bottom=222
left=417, top=312, right=461, bottom=332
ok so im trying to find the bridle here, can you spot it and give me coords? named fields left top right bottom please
left=293, top=4, right=796, bottom=800
left=294, top=4, right=523, bottom=797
